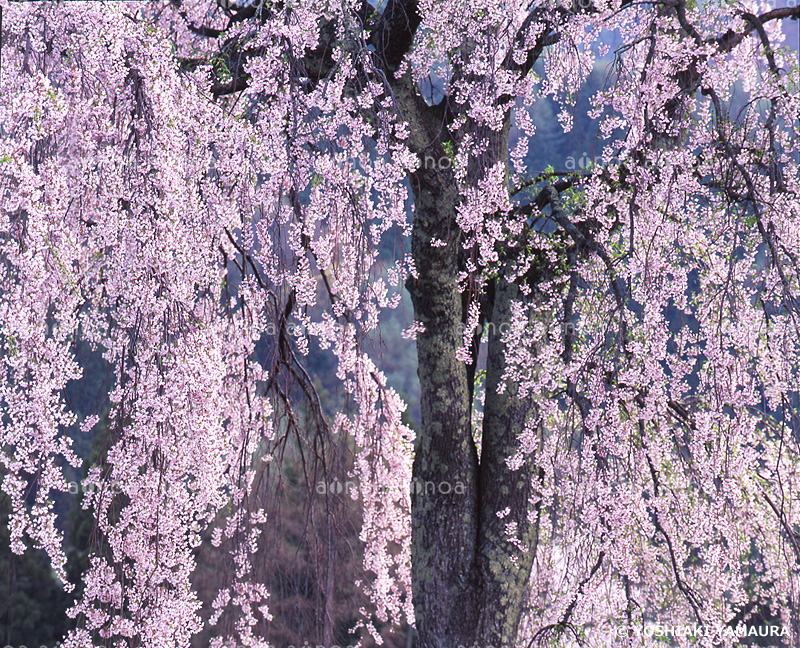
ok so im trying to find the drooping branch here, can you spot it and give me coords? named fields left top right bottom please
left=716, top=6, right=800, bottom=53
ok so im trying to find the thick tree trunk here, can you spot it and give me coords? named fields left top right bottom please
left=476, top=277, right=542, bottom=645
left=398, top=71, right=541, bottom=648
left=407, top=170, right=481, bottom=648
left=400, top=73, right=480, bottom=644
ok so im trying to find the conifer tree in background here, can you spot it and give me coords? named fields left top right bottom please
left=1, top=1, right=799, bottom=647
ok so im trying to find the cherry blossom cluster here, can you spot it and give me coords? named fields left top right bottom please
left=1, top=0, right=799, bottom=647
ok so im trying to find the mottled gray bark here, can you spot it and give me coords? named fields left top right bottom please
left=397, top=69, right=541, bottom=648
left=476, top=277, right=542, bottom=646
left=399, top=71, right=480, bottom=648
